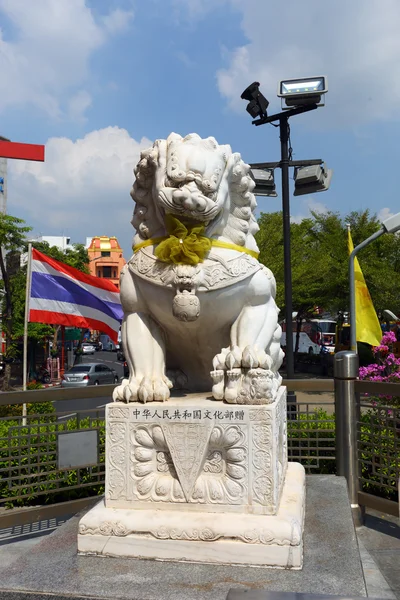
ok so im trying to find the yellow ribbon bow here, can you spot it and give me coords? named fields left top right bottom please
left=155, top=215, right=212, bottom=265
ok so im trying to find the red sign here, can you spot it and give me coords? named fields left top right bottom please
left=0, top=140, right=45, bottom=162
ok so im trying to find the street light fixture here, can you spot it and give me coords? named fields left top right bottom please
left=293, top=163, right=333, bottom=196
left=249, top=168, right=277, bottom=197
left=278, top=76, right=328, bottom=109
left=241, top=78, right=330, bottom=404
left=349, top=211, right=400, bottom=351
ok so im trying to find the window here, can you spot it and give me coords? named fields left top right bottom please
left=101, top=251, right=111, bottom=257
left=113, top=270, right=117, bottom=278
left=102, top=266, right=112, bottom=278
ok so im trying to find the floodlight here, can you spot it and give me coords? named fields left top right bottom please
left=293, top=163, right=332, bottom=196
left=249, top=168, right=277, bottom=197
left=241, top=82, right=269, bottom=119
left=278, top=76, right=327, bottom=109
left=382, top=212, right=400, bottom=234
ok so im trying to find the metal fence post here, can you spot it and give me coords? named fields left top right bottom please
left=334, top=350, right=363, bottom=526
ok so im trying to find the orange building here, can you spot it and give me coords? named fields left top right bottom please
left=87, top=236, right=126, bottom=289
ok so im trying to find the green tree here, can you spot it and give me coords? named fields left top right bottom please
left=257, top=212, right=333, bottom=357
left=256, top=212, right=331, bottom=314
left=0, top=215, right=32, bottom=389
left=256, top=209, right=400, bottom=330
left=32, top=242, right=90, bottom=273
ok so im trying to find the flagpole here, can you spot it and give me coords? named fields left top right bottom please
left=60, top=325, right=65, bottom=379
left=347, top=224, right=357, bottom=352
left=22, top=242, right=33, bottom=424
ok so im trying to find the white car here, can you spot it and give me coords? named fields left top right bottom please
left=81, top=343, right=96, bottom=355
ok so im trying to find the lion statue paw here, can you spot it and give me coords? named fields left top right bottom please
left=112, top=376, right=172, bottom=403
left=138, top=376, right=172, bottom=403
left=211, top=345, right=281, bottom=404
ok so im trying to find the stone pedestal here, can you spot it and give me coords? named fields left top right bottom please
left=78, top=387, right=306, bottom=568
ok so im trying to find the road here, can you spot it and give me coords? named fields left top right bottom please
left=52, top=350, right=124, bottom=418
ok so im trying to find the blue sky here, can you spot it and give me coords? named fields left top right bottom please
left=1, top=0, right=399, bottom=258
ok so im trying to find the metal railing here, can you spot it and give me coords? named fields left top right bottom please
left=0, top=368, right=399, bottom=528
left=287, top=402, right=336, bottom=473
left=356, top=380, right=400, bottom=511
left=335, top=352, right=400, bottom=522
left=0, top=385, right=114, bottom=522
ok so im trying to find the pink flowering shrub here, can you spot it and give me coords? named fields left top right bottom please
left=359, top=331, right=400, bottom=408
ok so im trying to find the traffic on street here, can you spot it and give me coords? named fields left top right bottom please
left=52, top=350, right=124, bottom=418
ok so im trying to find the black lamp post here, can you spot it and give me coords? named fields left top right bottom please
left=241, top=79, right=330, bottom=401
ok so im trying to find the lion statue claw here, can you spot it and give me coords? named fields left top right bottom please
left=113, top=133, right=284, bottom=404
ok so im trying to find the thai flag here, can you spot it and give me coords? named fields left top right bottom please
left=29, top=249, right=123, bottom=342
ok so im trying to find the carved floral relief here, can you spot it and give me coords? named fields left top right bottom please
left=106, top=422, right=128, bottom=501
left=128, top=422, right=247, bottom=505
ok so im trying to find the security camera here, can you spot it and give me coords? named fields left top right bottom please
left=241, top=82, right=269, bottom=119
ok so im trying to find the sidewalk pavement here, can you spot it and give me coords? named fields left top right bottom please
left=357, top=508, right=400, bottom=599
left=0, top=506, right=398, bottom=598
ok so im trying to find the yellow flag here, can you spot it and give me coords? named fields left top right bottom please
left=348, top=229, right=382, bottom=347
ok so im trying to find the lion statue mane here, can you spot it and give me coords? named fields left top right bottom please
left=113, top=133, right=284, bottom=405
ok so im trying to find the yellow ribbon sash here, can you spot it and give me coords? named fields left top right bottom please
left=132, top=215, right=259, bottom=264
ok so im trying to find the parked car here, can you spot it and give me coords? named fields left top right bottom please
left=81, top=343, right=96, bottom=355
left=61, top=363, right=119, bottom=387
left=117, top=348, right=125, bottom=361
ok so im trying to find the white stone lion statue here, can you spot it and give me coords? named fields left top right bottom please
left=113, top=133, right=284, bottom=404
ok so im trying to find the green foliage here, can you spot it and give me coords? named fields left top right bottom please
left=31, top=241, right=90, bottom=274
left=287, top=406, right=399, bottom=501
left=0, top=215, right=33, bottom=373
left=0, top=408, right=105, bottom=508
left=287, top=409, right=336, bottom=474
left=0, top=404, right=397, bottom=508
left=359, top=409, right=399, bottom=501
left=0, top=400, right=54, bottom=419
left=26, top=381, right=44, bottom=390
left=256, top=209, right=400, bottom=317
left=0, top=214, right=32, bottom=252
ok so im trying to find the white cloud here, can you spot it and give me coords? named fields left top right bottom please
left=176, top=0, right=400, bottom=126
left=291, top=198, right=329, bottom=224
left=0, top=0, right=134, bottom=120
left=67, top=90, right=92, bottom=122
left=101, top=8, right=134, bottom=34
left=377, top=207, right=395, bottom=222
left=8, top=127, right=152, bottom=257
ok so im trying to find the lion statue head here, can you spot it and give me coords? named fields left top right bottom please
left=130, top=133, right=260, bottom=254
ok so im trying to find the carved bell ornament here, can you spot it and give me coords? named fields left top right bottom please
left=172, top=290, right=200, bottom=322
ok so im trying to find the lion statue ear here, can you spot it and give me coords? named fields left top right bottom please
left=205, top=151, right=259, bottom=252
left=130, top=141, right=166, bottom=241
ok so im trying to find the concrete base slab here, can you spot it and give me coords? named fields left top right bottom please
left=78, top=462, right=305, bottom=568
left=0, top=476, right=367, bottom=600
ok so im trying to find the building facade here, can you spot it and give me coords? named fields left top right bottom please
left=39, top=236, right=73, bottom=251
left=87, top=236, right=126, bottom=289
